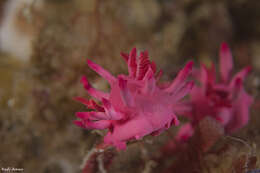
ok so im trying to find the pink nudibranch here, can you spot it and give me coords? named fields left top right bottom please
left=175, top=43, right=253, bottom=143
left=74, top=48, right=194, bottom=150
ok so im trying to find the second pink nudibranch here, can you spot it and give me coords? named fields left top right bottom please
left=74, top=48, right=194, bottom=150
left=176, top=43, right=254, bottom=143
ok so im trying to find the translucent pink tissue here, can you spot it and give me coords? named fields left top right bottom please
left=74, top=48, right=193, bottom=150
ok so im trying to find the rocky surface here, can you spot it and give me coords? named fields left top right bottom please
left=0, top=0, right=259, bottom=172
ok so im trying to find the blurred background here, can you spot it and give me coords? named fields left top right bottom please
left=0, top=0, right=259, bottom=172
